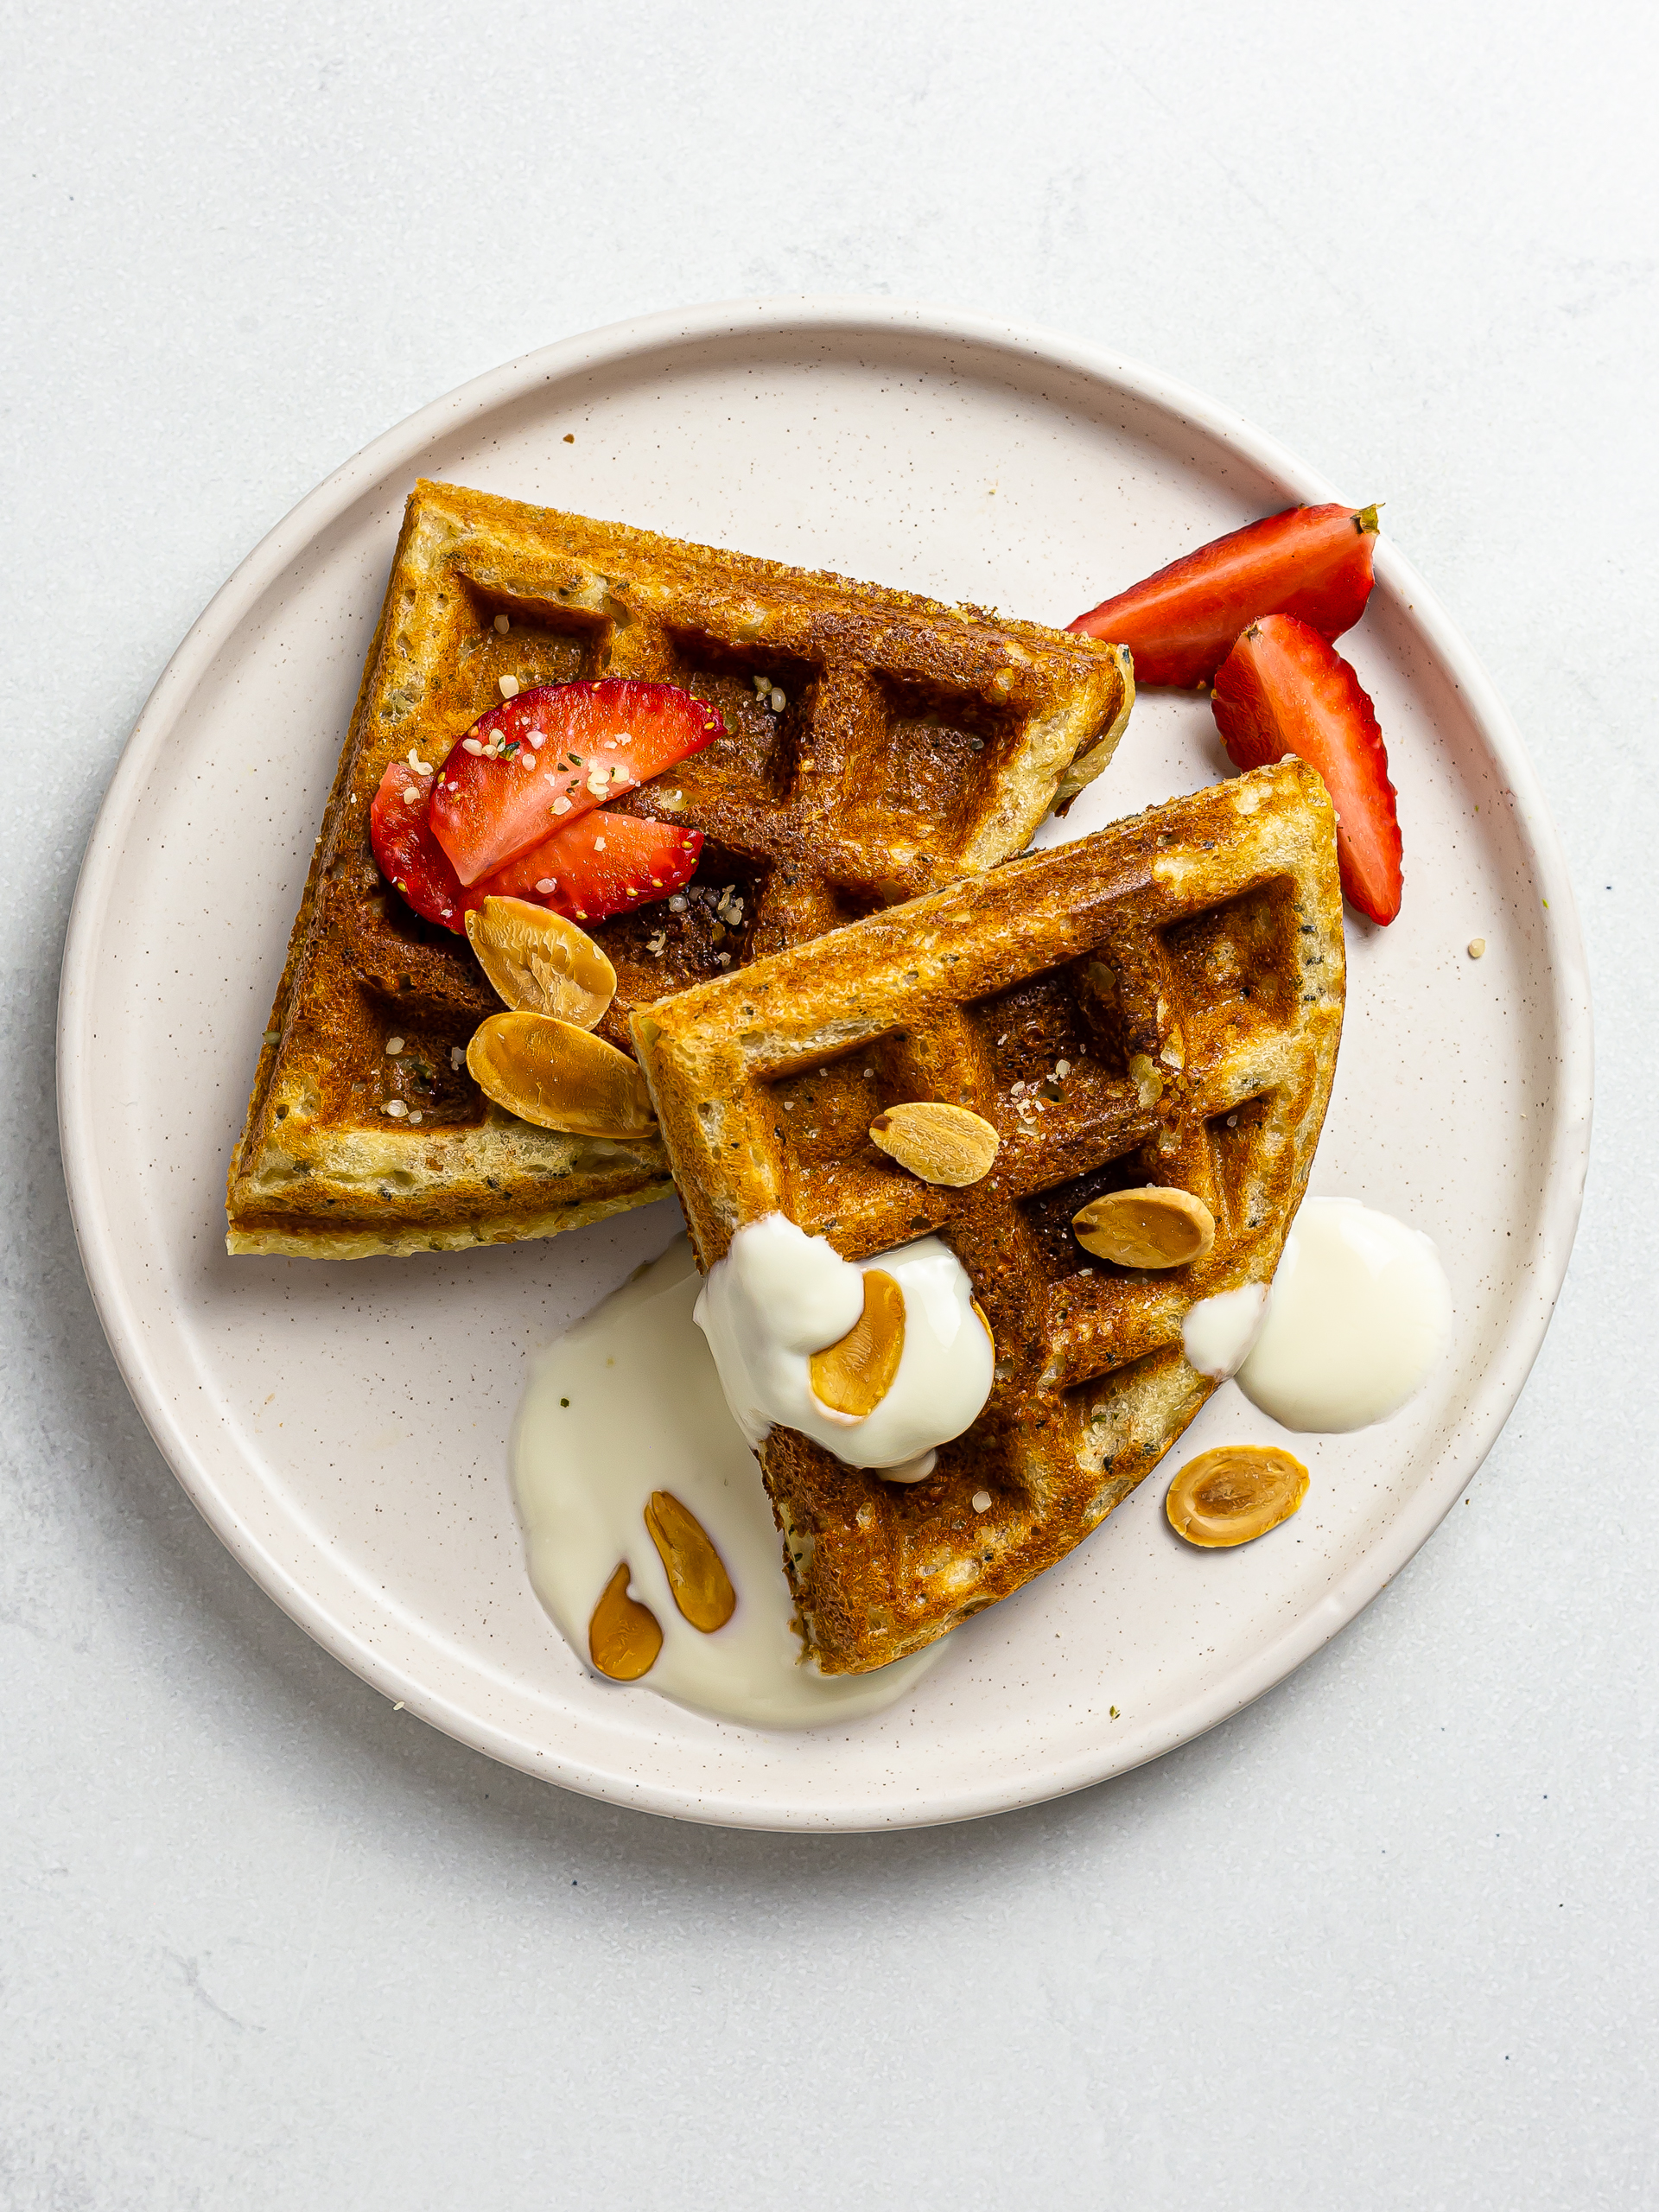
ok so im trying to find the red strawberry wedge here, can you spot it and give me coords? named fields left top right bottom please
left=368, top=760, right=467, bottom=930
left=429, top=679, right=721, bottom=887
left=480, top=810, right=703, bottom=924
left=1070, top=502, right=1380, bottom=688
left=1211, top=615, right=1402, bottom=925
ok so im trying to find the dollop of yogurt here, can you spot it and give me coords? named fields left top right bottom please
left=694, top=1214, right=994, bottom=1472
left=1236, top=1197, right=1452, bottom=1431
left=1181, top=1282, right=1269, bottom=1380
left=512, top=1240, right=943, bottom=1726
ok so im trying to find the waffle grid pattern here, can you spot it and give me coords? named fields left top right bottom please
left=634, top=761, right=1345, bottom=1672
left=226, top=480, right=1131, bottom=1256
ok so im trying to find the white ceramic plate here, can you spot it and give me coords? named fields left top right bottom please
left=59, top=301, right=1592, bottom=1830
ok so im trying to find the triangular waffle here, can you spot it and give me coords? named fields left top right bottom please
left=227, top=481, right=1133, bottom=1256
left=632, top=760, right=1344, bottom=1673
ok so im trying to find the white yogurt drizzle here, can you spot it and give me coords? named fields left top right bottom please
left=1234, top=1197, right=1452, bottom=1432
left=693, top=1214, right=994, bottom=1474
left=1181, top=1282, right=1270, bottom=1380
left=512, top=1240, right=944, bottom=1727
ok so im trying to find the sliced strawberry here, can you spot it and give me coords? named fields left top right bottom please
left=1070, top=502, right=1380, bottom=687
left=368, top=760, right=467, bottom=930
left=480, top=810, right=704, bottom=925
left=429, top=679, right=721, bottom=887
left=1211, top=615, right=1402, bottom=925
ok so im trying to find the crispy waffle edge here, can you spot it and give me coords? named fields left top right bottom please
left=632, top=761, right=1345, bottom=1673
left=226, top=480, right=1134, bottom=1259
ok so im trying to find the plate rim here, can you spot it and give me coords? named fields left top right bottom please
left=57, top=296, right=1594, bottom=1829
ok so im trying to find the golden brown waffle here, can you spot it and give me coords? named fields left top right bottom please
left=632, top=760, right=1344, bottom=1673
left=227, top=481, right=1133, bottom=1256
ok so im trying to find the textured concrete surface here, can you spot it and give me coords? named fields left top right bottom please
left=3, top=3, right=1654, bottom=2205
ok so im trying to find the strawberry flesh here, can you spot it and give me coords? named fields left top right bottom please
left=481, top=810, right=703, bottom=923
left=429, top=679, right=721, bottom=887
left=368, top=760, right=467, bottom=930
left=373, top=761, right=705, bottom=933
left=1070, top=502, right=1379, bottom=688
left=1211, top=614, right=1402, bottom=925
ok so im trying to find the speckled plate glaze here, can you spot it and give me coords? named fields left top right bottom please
left=58, top=301, right=1592, bottom=1830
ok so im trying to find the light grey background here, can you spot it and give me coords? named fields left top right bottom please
left=3, top=3, right=1653, bottom=2206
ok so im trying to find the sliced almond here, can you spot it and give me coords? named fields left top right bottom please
left=1071, top=1185, right=1215, bottom=1268
left=467, top=1012, right=655, bottom=1137
left=1165, top=1446, right=1308, bottom=1548
left=809, top=1268, right=906, bottom=1418
left=464, top=897, right=616, bottom=1026
left=644, top=1491, right=736, bottom=1633
left=869, top=1101, right=1000, bottom=1186
left=588, top=1561, right=664, bottom=1678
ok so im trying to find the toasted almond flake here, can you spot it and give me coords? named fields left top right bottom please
left=462, top=737, right=485, bottom=755
left=550, top=796, right=572, bottom=815
left=493, top=612, right=511, bottom=633
left=384, top=1099, right=408, bottom=1117
left=464, top=899, right=616, bottom=1025
left=1166, top=1446, right=1308, bottom=1548
left=467, top=1012, right=655, bottom=1136
left=1055, top=1058, right=1071, bottom=1078
left=971, top=1491, right=992, bottom=1514
left=588, top=1561, right=662, bottom=1679
left=869, top=1101, right=1001, bottom=1186
left=499, top=674, right=520, bottom=699
left=644, top=1491, right=735, bottom=1632
left=770, top=688, right=785, bottom=711
left=1072, top=1186, right=1215, bottom=1268
left=408, top=1110, right=423, bottom=1125
left=385, top=1037, right=404, bottom=1055
left=404, top=785, right=421, bottom=805
left=810, top=1270, right=906, bottom=1417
